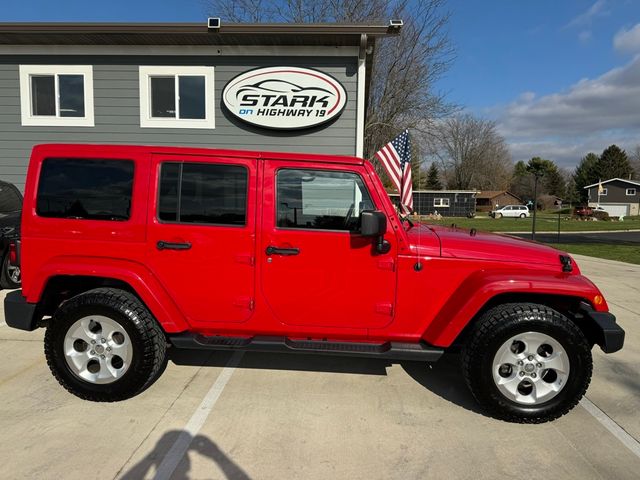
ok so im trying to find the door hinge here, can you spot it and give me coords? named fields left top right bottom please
left=375, top=303, right=393, bottom=316
left=377, top=259, right=395, bottom=271
left=234, top=297, right=254, bottom=310
left=235, top=254, right=255, bottom=266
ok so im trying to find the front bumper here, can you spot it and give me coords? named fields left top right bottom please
left=579, top=305, right=625, bottom=353
left=4, top=290, right=38, bottom=331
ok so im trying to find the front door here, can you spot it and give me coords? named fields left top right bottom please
left=146, top=154, right=256, bottom=327
left=260, top=161, right=397, bottom=330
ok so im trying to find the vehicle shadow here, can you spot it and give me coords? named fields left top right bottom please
left=169, top=349, right=487, bottom=417
left=400, top=354, right=486, bottom=416
left=119, top=430, right=251, bottom=480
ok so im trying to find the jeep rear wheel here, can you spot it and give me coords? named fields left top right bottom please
left=461, top=303, right=592, bottom=423
left=44, top=288, right=167, bottom=402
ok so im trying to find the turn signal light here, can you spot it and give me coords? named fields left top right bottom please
left=593, top=295, right=604, bottom=306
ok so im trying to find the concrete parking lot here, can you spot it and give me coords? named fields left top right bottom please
left=0, top=254, right=639, bottom=480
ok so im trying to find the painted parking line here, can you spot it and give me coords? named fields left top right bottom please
left=153, top=351, right=244, bottom=480
left=580, top=397, right=640, bottom=459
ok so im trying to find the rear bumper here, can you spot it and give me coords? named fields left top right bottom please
left=4, top=290, right=38, bottom=331
left=579, top=305, right=625, bottom=353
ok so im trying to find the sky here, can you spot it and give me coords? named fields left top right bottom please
left=3, top=0, right=640, bottom=169
left=444, top=0, right=640, bottom=168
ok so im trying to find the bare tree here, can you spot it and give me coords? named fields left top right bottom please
left=429, top=114, right=512, bottom=190
left=205, top=0, right=455, bottom=164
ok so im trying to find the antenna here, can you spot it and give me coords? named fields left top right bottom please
left=411, top=129, right=422, bottom=272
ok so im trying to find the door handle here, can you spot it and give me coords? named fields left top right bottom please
left=265, top=246, right=300, bottom=256
left=157, top=240, right=192, bottom=250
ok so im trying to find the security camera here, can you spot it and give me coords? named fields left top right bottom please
left=208, top=18, right=221, bottom=30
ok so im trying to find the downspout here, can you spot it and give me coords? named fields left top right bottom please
left=356, top=33, right=367, bottom=158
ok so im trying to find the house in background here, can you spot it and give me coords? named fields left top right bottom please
left=388, top=190, right=477, bottom=217
left=475, top=191, right=523, bottom=212
left=584, top=178, right=640, bottom=217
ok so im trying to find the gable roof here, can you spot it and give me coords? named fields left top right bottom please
left=584, top=178, right=640, bottom=189
left=475, top=190, right=522, bottom=201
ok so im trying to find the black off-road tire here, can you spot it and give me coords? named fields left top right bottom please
left=44, top=288, right=167, bottom=402
left=461, top=303, right=592, bottom=423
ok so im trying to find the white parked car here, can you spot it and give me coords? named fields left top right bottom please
left=490, top=205, right=530, bottom=219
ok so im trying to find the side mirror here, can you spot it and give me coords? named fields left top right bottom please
left=360, top=210, right=387, bottom=237
left=360, top=210, right=391, bottom=254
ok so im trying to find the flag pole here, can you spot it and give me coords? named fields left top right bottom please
left=399, top=162, right=404, bottom=214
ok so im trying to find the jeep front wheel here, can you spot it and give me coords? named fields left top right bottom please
left=44, top=288, right=167, bottom=401
left=461, top=303, right=592, bottom=423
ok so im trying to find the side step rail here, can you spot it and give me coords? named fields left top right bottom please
left=169, top=333, right=444, bottom=362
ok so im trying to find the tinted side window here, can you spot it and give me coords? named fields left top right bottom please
left=36, top=158, right=134, bottom=220
left=158, top=162, right=247, bottom=226
left=277, top=169, right=374, bottom=231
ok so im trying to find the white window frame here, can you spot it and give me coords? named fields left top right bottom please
left=601, top=188, right=608, bottom=196
left=434, top=198, right=450, bottom=207
left=19, top=65, right=94, bottom=127
left=139, top=66, right=215, bottom=129
left=626, top=188, right=636, bottom=196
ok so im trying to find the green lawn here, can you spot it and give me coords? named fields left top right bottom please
left=420, top=214, right=640, bottom=233
left=543, top=243, right=640, bottom=265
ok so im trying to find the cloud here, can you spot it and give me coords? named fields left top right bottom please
left=564, top=0, right=608, bottom=29
left=495, top=56, right=640, bottom=167
left=614, top=23, right=640, bottom=52
left=578, top=30, right=592, bottom=44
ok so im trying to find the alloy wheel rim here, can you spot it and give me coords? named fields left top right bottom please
left=492, top=331, right=570, bottom=405
left=63, top=315, right=132, bottom=384
left=7, top=264, right=20, bottom=283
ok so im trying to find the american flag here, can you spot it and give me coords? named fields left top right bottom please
left=375, top=130, right=413, bottom=214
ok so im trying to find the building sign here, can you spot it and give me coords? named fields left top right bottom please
left=222, top=67, right=347, bottom=130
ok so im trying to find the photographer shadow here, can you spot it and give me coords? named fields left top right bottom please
left=119, top=430, right=251, bottom=480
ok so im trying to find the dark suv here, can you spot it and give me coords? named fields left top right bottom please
left=0, top=179, right=22, bottom=288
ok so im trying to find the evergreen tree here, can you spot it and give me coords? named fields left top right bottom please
left=573, top=153, right=599, bottom=203
left=425, top=163, right=443, bottom=190
left=544, top=166, right=566, bottom=199
left=510, top=160, right=534, bottom=200
left=596, top=145, right=633, bottom=180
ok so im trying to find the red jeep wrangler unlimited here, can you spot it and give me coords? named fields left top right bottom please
left=4, top=144, right=624, bottom=423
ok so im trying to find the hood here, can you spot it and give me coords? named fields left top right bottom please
left=405, top=223, right=442, bottom=256
left=424, top=224, right=567, bottom=267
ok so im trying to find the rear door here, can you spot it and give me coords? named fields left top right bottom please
left=146, top=154, right=257, bottom=327
left=259, top=161, right=398, bottom=330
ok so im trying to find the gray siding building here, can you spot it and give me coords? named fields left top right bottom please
left=389, top=190, right=477, bottom=217
left=585, top=178, right=640, bottom=217
left=0, top=22, right=400, bottom=190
